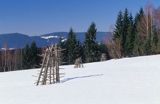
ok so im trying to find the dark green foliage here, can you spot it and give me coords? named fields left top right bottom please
left=144, top=38, right=152, bottom=55
left=22, top=44, right=31, bottom=69
left=113, top=11, right=123, bottom=40
left=74, top=41, right=84, bottom=59
left=22, top=41, right=39, bottom=69
left=152, top=27, right=158, bottom=47
left=66, top=28, right=77, bottom=64
left=84, top=22, right=97, bottom=63
left=122, top=8, right=130, bottom=56
left=59, top=24, right=109, bottom=64
left=125, top=14, right=135, bottom=56
left=30, top=41, right=39, bottom=67
left=113, top=9, right=132, bottom=57
left=96, top=43, right=110, bottom=60
left=151, top=26, right=159, bottom=53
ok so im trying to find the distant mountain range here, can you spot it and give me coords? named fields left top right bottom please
left=0, top=32, right=112, bottom=48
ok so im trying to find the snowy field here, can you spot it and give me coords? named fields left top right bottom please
left=1, top=55, right=160, bottom=104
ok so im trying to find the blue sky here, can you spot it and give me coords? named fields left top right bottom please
left=0, top=0, right=160, bottom=35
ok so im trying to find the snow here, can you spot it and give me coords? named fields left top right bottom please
left=41, top=35, right=59, bottom=39
left=1, top=48, right=15, bottom=50
left=61, top=38, right=67, bottom=42
left=1, top=55, right=160, bottom=104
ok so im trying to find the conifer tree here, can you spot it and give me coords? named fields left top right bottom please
left=113, top=11, right=124, bottom=57
left=84, top=22, right=97, bottom=62
left=74, top=41, right=84, bottom=61
left=22, top=44, right=31, bottom=69
left=122, top=8, right=130, bottom=56
left=144, top=38, right=152, bottom=55
left=113, top=9, right=130, bottom=57
left=30, top=41, right=39, bottom=67
left=151, top=26, right=159, bottom=53
left=66, top=28, right=77, bottom=64
left=22, top=42, right=39, bottom=69
left=125, top=14, right=135, bottom=56
left=113, top=11, right=123, bottom=40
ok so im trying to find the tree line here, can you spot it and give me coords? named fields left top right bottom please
left=0, top=24, right=108, bottom=72
left=107, top=4, right=160, bottom=58
left=59, top=23, right=109, bottom=65
left=60, top=3, right=160, bottom=64
left=21, top=23, right=108, bottom=70
left=0, top=41, right=40, bottom=72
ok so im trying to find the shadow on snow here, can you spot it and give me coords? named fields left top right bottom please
left=61, top=74, right=103, bottom=83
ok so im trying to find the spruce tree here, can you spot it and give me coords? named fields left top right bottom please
left=84, top=22, right=97, bottom=62
left=133, top=8, right=145, bottom=56
left=133, top=13, right=140, bottom=56
left=113, top=11, right=123, bottom=40
left=30, top=41, right=39, bottom=67
left=113, top=10, right=124, bottom=57
left=74, top=41, right=84, bottom=61
left=125, top=14, right=135, bottom=56
left=122, top=8, right=130, bottom=56
left=151, top=26, right=158, bottom=53
left=144, top=40, right=151, bottom=55
left=22, top=44, right=31, bottom=69
left=66, top=28, right=77, bottom=64
left=113, top=9, right=130, bottom=57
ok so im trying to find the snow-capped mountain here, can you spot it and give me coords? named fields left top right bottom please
left=0, top=32, right=112, bottom=48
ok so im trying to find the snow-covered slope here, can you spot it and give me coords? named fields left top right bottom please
left=1, top=55, right=160, bottom=104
